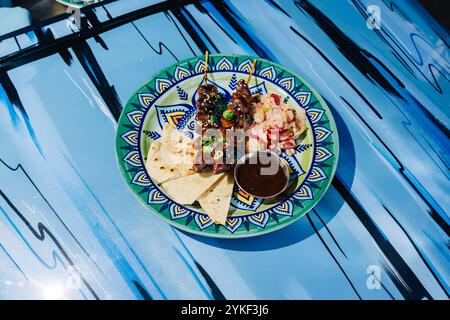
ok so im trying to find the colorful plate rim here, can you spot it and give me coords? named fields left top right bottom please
left=115, top=54, right=339, bottom=238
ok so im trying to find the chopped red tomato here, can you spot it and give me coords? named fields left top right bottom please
left=270, top=93, right=280, bottom=105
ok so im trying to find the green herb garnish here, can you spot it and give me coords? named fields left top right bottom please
left=223, top=109, right=234, bottom=120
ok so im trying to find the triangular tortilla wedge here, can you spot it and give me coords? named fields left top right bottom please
left=198, top=173, right=234, bottom=225
left=161, top=172, right=225, bottom=205
left=145, top=143, right=194, bottom=184
left=160, top=123, right=193, bottom=168
left=145, top=124, right=194, bottom=184
left=148, top=140, right=161, bottom=154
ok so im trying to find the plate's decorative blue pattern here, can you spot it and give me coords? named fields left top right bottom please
left=116, top=54, right=338, bottom=237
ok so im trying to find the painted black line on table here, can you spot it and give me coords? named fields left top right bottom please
left=332, top=177, right=432, bottom=300
left=170, top=6, right=215, bottom=53
left=284, top=12, right=450, bottom=234
left=295, top=0, right=396, bottom=119
left=390, top=49, right=417, bottom=78
left=71, top=40, right=123, bottom=120
left=264, top=0, right=292, bottom=18
left=132, top=280, right=153, bottom=300
left=312, top=209, right=348, bottom=259
left=289, top=26, right=383, bottom=119
left=130, top=21, right=180, bottom=62
left=382, top=205, right=450, bottom=297
left=0, top=71, right=30, bottom=119
left=210, top=0, right=274, bottom=60
left=194, top=2, right=240, bottom=46
left=0, top=0, right=124, bottom=42
left=0, top=242, right=29, bottom=281
left=194, top=261, right=226, bottom=300
left=289, top=12, right=450, bottom=226
left=296, top=0, right=405, bottom=91
left=0, top=159, right=104, bottom=274
left=0, top=71, right=47, bottom=158
left=102, top=4, right=113, bottom=20
left=339, top=97, right=450, bottom=237
left=83, top=5, right=103, bottom=28
left=0, top=13, right=71, bottom=42
left=351, top=0, right=450, bottom=95
left=164, top=11, right=198, bottom=56
left=0, top=189, right=99, bottom=300
left=306, top=213, right=363, bottom=300
left=169, top=7, right=209, bottom=53
left=0, top=0, right=197, bottom=72
left=12, top=36, right=20, bottom=50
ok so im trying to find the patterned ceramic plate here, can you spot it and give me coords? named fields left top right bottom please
left=116, top=54, right=338, bottom=238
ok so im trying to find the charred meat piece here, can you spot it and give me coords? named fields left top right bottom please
left=194, top=84, right=234, bottom=174
left=212, top=161, right=230, bottom=174
left=195, top=84, right=221, bottom=129
left=192, top=129, right=233, bottom=174
left=220, top=79, right=254, bottom=129
left=193, top=161, right=209, bottom=173
left=211, top=139, right=232, bottom=173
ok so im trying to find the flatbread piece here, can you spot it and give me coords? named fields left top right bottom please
left=145, top=124, right=194, bottom=184
left=161, top=172, right=225, bottom=205
left=198, top=173, right=234, bottom=225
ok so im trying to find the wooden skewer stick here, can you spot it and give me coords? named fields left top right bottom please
left=204, top=51, right=209, bottom=85
left=246, top=59, right=257, bottom=84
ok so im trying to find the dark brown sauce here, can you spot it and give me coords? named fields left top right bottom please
left=235, top=152, right=288, bottom=198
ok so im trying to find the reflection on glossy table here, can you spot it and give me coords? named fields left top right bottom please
left=0, top=0, right=448, bottom=299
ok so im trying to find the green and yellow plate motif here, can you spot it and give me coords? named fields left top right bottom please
left=116, top=54, right=338, bottom=238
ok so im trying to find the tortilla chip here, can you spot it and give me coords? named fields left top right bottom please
left=198, top=173, right=234, bottom=225
left=161, top=172, right=225, bottom=205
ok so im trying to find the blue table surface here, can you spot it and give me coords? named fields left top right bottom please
left=0, top=0, right=448, bottom=300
